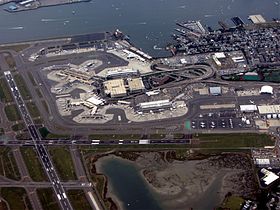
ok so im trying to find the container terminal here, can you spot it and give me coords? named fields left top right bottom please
left=0, top=0, right=91, bottom=12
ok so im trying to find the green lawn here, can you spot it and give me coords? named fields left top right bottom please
left=42, top=100, right=49, bottom=114
left=13, top=74, right=31, bottom=100
left=0, top=147, right=21, bottom=180
left=4, top=104, right=21, bottom=121
left=220, top=196, right=244, bottom=210
left=0, top=128, right=4, bottom=136
left=11, top=123, right=26, bottom=131
left=27, top=72, right=37, bottom=86
left=20, top=147, right=48, bottom=182
left=3, top=53, right=16, bottom=69
left=0, top=44, right=30, bottom=52
left=89, top=133, right=141, bottom=140
left=39, top=127, right=70, bottom=140
left=26, top=102, right=40, bottom=118
left=0, top=78, right=13, bottom=103
left=48, top=147, right=77, bottom=181
left=67, top=190, right=92, bottom=210
left=36, top=88, right=43, bottom=98
left=0, top=188, right=32, bottom=210
left=197, top=133, right=274, bottom=148
left=37, top=188, right=60, bottom=210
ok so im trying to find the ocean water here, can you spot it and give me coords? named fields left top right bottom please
left=100, top=157, right=162, bottom=210
left=0, top=0, right=279, bottom=56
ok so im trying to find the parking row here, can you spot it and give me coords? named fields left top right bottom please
left=191, top=118, right=247, bottom=130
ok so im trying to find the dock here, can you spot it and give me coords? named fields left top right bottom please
left=231, top=16, right=245, bottom=26
left=248, top=15, right=266, bottom=24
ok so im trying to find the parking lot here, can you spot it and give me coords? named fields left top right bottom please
left=190, top=111, right=253, bottom=130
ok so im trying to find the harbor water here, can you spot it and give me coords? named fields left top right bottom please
left=0, top=0, right=279, bottom=57
left=99, top=157, right=162, bottom=210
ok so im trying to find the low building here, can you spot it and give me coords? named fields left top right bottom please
left=106, top=68, right=139, bottom=79
left=260, top=168, right=279, bottom=186
left=255, top=159, right=270, bottom=166
left=86, top=96, right=104, bottom=106
left=258, top=105, right=280, bottom=115
left=260, top=85, right=273, bottom=94
left=209, top=87, right=222, bottom=96
left=248, top=15, right=266, bottom=24
left=138, top=99, right=172, bottom=112
left=240, top=105, right=258, bottom=112
left=127, top=78, right=145, bottom=93
left=103, top=79, right=127, bottom=98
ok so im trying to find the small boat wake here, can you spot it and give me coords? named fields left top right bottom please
left=204, top=14, right=215, bottom=17
left=8, top=26, right=24, bottom=30
left=137, top=22, right=147, bottom=25
left=153, top=45, right=163, bottom=50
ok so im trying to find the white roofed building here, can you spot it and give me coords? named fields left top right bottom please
left=260, top=85, right=273, bottom=94
left=240, top=105, right=258, bottom=112
left=138, top=100, right=172, bottom=112
left=260, top=168, right=279, bottom=186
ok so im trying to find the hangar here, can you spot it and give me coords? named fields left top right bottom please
left=240, top=105, right=258, bottom=112
left=260, top=85, right=273, bottom=94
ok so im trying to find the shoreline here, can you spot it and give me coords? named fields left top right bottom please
left=3, top=0, right=91, bottom=13
left=94, top=155, right=128, bottom=210
left=88, top=151, right=258, bottom=210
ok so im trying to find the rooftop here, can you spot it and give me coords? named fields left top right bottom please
left=104, top=79, right=127, bottom=98
left=127, top=78, right=145, bottom=92
left=258, top=105, right=280, bottom=114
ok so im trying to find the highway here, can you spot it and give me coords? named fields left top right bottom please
left=4, top=71, right=73, bottom=210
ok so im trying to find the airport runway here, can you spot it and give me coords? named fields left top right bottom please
left=4, top=71, right=73, bottom=210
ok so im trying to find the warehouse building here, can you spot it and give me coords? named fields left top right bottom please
left=240, top=105, right=258, bottom=112
left=258, top=105, right=280, bottom=115
left=260, top=85, right=273, bottom=94
left=104, top=79, right=127, bottom=98
left=209, top=87, right=222, bottom=96
left=138, top=99, right=172, bottom=112
left=127, top=78, right=145, bottom=93
left=106, top=68, right=139, bottom=79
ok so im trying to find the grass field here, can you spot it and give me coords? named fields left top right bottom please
left=16, top=132, right=31, bottom=140
left=37, top=188, right=60, bottom=210
left=219, top=195, right=244, bottom=210
left=67, top=190, right=91, bottom=210
left=0, top=188, right=32, bottom=210
left=36, top=88, right=43, bottom=98
left=0, top=78, right=13, bottom=103
left=48, top=147, right=77, bottom=181
left=0, top=44, right=30, bottom=52
left=26, top=102, right=40, bottom=118
left=42, top=100, right=49, bottom=114
left=89, top=134, right=142, bottom=140
left=0, top=200, right=8, bottom=210
left=27, top=72, right=37, bottom=86
left=13, top=74, right=31, bottom=100
left=20, top=147, right=48, bottom=182
left=4, top=104, right=21, bottom=122
left=0, top=147, right=21, bottom=180
left=11, top=123, right=26, bottom=131
left=0, top=128, right=4, bottom=136
left=39, top=127, right=70, bottom=140
left=196, top=133, right=274, bottom=148
left=3, top=53, right=16, bottom=69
